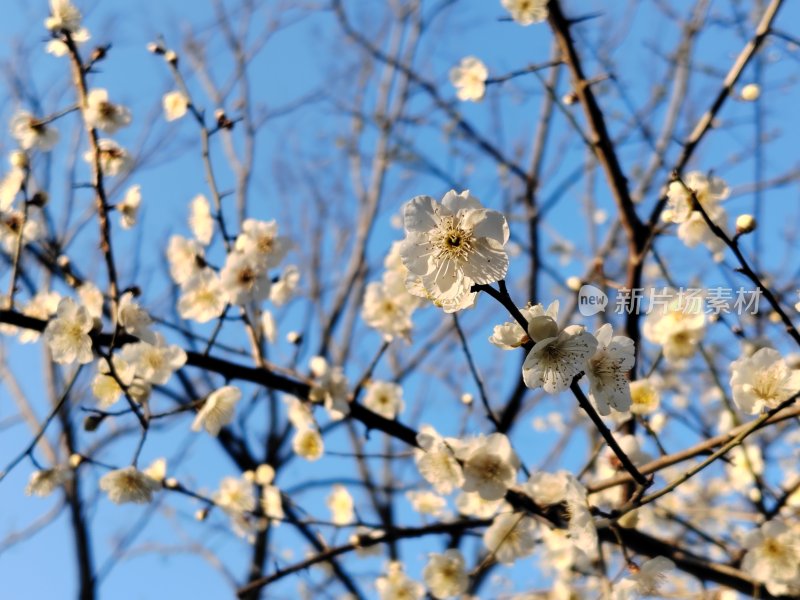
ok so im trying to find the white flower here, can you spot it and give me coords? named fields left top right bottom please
left=613, top=556, right=675, bottom=599
left=308, top=356, right=350, bottom=420
left=414, top=425, right=464, bottom=495
left=455, top=433, right=519, bottom=501
left=178, top=268, right=228, bottom=323
left=19, top=291, right=61, bottom=343
left=92, top=354, right=135, bottom=408
left=76, top=282, right=103, bottom=321
left=522, top=308, right=598, bottom=393
left=87, top=139, right=132, bottom=176
left=483, top=512, right=536, bottom=564
left=284, top=396, right=315, bottom=429
left=407, top=490, right=447, bottom=517
left=269, top=265, right=299, bottom=306
left=220, top=251, right=271, bottom=305
left=501, top=0, right=548, bottom=25
left=163, top=91, right=189, bottom=121
left=45, top=0, right=83, bottom=32
left=117, top=291, right=154, bottom=341
left=363, top=380, right=404, bottom=419
left=730, top=347, right=800, bottom=414
left=423, top=550, right=468, bottom=599
left=450, top=57, right=488, bottom=102
left=376, top=562, right=424, bottom=600
left=525, top=471, right=597, bottom=557
left=400, top=190, right=509, bottom=312
left=455, top=491, right=503, bottom=519
left=143, top=457, right=167, bottom=483
left=585, top=324, right=635, bottom=415
left=192, top=386, right=241, bottom=436
left=99, top=466, right=160, bottom=504
left=26, top=467, right=70, bottom=497
left=43, top=297, right=94, bottom=364
left=120, top=333, right=187, bottom=385
left=167, top=235, right=203, bottom=285
left=326, top=485, right=354, bottom=525
left=189, top=194, right=214, bottom=245
left=214, top=476, right=255, bottom=515
left=10, top=111, right=59, bottom=151
left=83, top=89, right=132, bottom=134
left=362, top=244, right=422, bottom=340
left=489, top=301, right=558, bottom=350
left=643, top=294, right=705, bottom=363
left=292, top=428, right=324, bottom=461
left=741, top=520, right=800, bottom=595
left=665, top=172, right=729, bottom=224
left=261, top=485, right=284, bottom=524
left=235, top=219, right=289, bottom=269
left=629, top=379, right=661, bottom=414
left=118, top=184, right=141, bottom=229
left=676, top=205, right=727, bottom=257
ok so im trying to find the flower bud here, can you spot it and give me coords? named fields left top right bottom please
left=83, top=414, right=105, bottom=432
left=29, top=191, right=49, bottom=207
left=164, top=50, right=178, bottom=64
left=69, top=453, right=83, bottom=468
left=740, top=83, right=761, bottom=101
left=735, top=214, right=756, bottom=234
left=147, top=42, right=165, bottom=55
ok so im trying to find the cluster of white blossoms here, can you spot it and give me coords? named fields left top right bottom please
left=741, top=520, right=800, bottom=596
left=376, top=562, right=424, bottom=600
left=643, top=293, right=706, bottom=363
left=362, top=241, right=422, bottom=340
left=501, top=0, right=548, bottom=25
left=612, top=556, right=676, bottom=599
left=730, top=347, right=800, bottom=414
left=491, top=300, right=635, bottom=414
left=308, top=355, right=350, bottom=421
left=209, top=465, right=285, bottom=538
left=285, top=395, right=325, bottom=462
left=170, top=209, right=295, bottom=330
left=664, top=171, right=730, bottom=260
left=450, top=57, right=488, bottom=102
left=399, top=190, right=509, bottom=312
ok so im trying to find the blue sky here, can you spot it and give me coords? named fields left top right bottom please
left=1, top=1, right=800, bottom=598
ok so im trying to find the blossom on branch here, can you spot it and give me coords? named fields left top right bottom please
left=400, top=190, right=509, bottom=312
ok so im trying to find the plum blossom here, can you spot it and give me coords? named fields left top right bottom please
left=502, top=0, right=548, bottom=25
left=308, top=356, right=350, bottom=420
left=613, top=556, right=676, bottom=599
left=521, top=303, right=597, bottom=393
left=269, top=265, right=300, bottom=306
left=163, top=91, right=189, bottom=121
left=450, top=57, right=488, bottom=102
left=455, top=433, right=519, bottom=501
left=423, top=550, right=468, bottom=599
left=100, top=466, right=160, bottom=504
left=192, top=386, right=241, bottom=436
left=10, top=111, right=59, bottom=151
left=741, top=520, right=800, bottom=596
left=643, top=294, right=705, bottom=362
left=483, top=512, right=536, bottom=564
left=120, top=333, right=187, bottom=385
left=26, top=467, right=70, bottom=497
left=363, top=380, right=404, bottom=420
left=730, top=347, right=800, bottom=414
left=363, top=241, right=421, bottom=340
left=88, top=139, right=132, bottom=176
left=45, top=0, right=83, bottom=32
left=585, top=324, right=635, bottom=415
left=83, top=89, right=132, bottom=134
left=19, top=291, right=61, bottom=343
left=400, top=190, right=509, bottom=312
left=292, top=427, right=324, bottom=461
left=376, top=562, right=424, bottom=600
left=326, top=485, right=354, bottom=526
left=189, top=194, right=213, bottom=245
left=118, top=184, right=141, bottom=229
left=178, top=268, right=228, bottom=323
left=414, top=425, right=464, bottom=495
left=220, top=251, right=270, bottom=306
left=91, top=354, right=135, bottom=408
left=489, top=300, right=558, bottom=350
left=234, top=219, right=289, bottom=269
left=43, top=297, right=94, bottom=364
left=167, top=235, right=204, bottom=285
left=117, top=291, right=154, bottom=341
